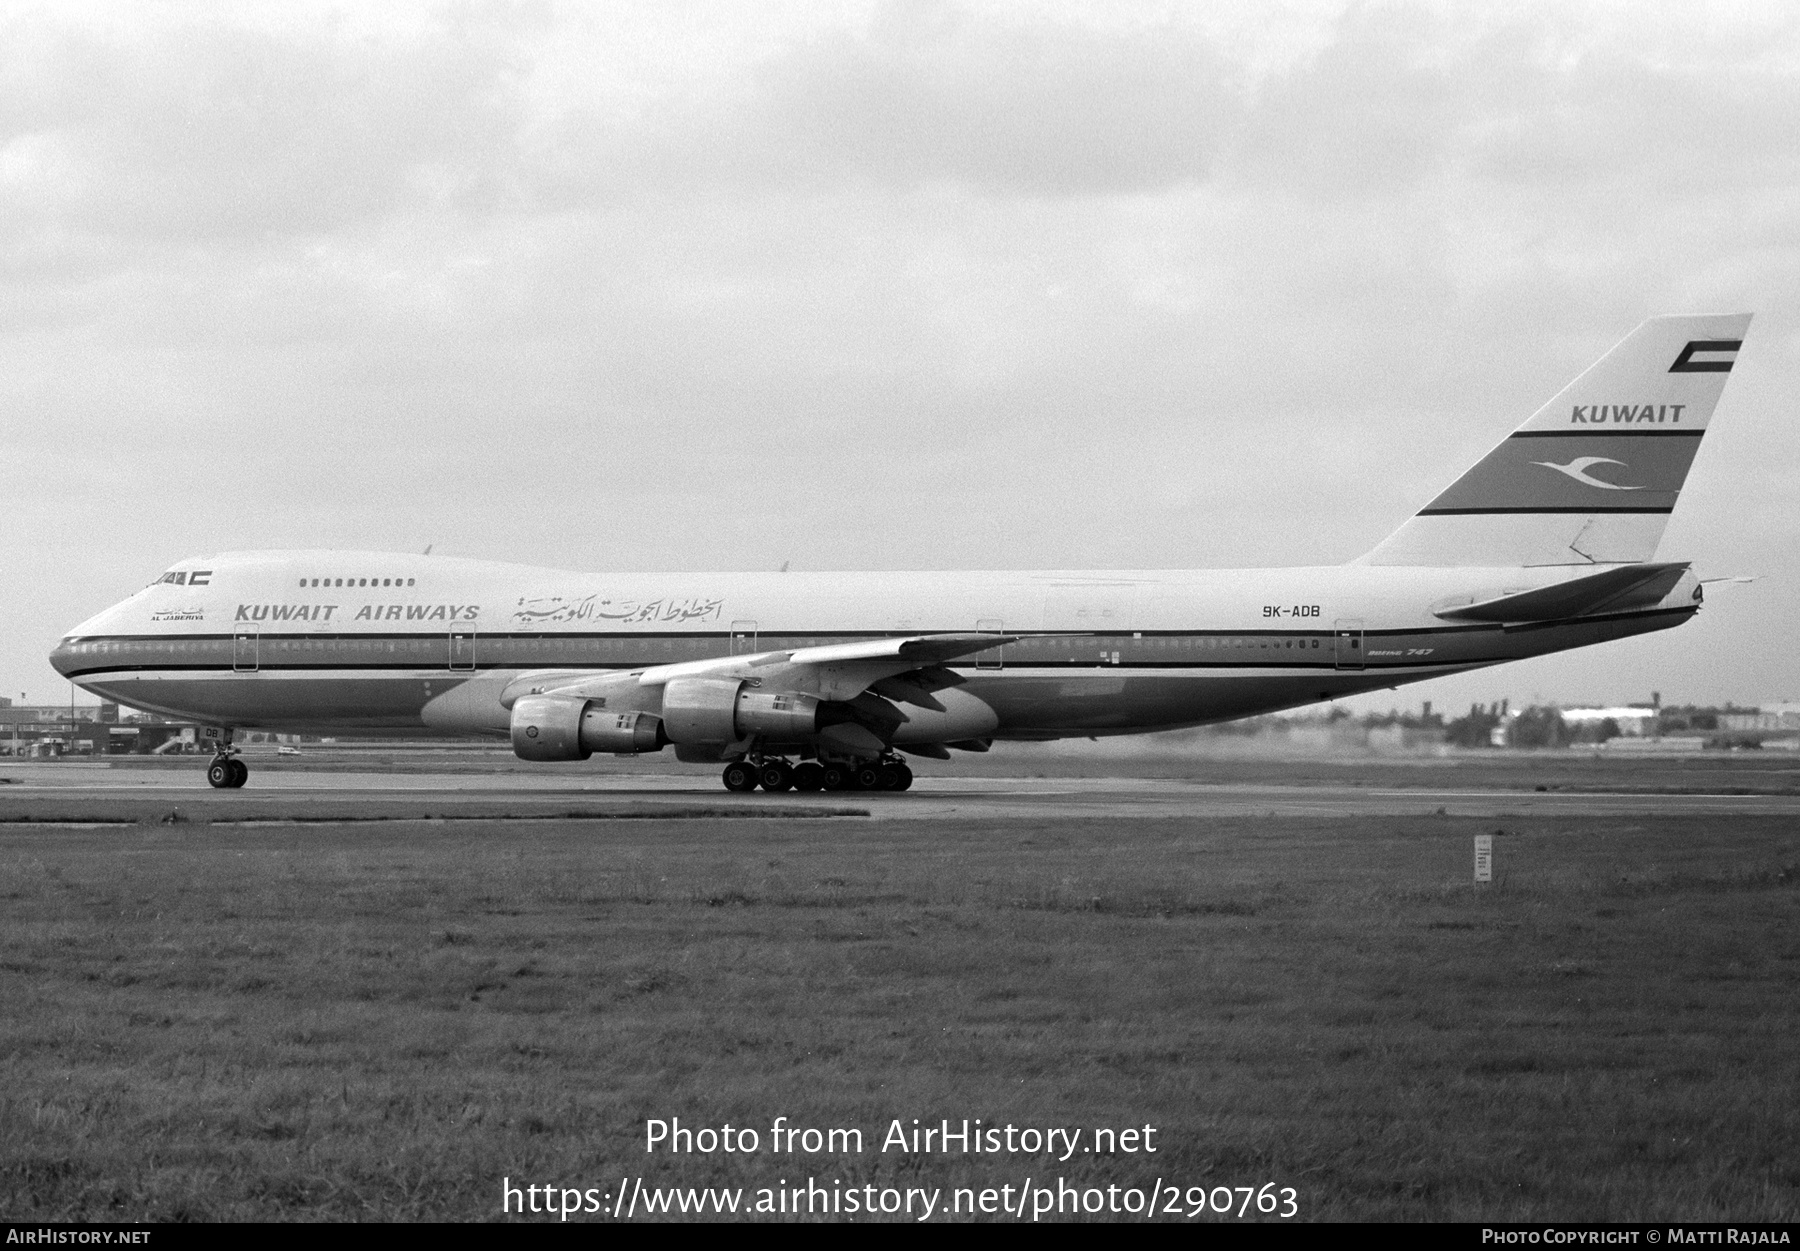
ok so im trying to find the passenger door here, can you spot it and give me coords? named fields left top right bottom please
left=449, top=627, right=476, bottom=671
left=975, top=618, right=1005, bottom=670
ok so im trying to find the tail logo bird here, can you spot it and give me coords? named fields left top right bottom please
left=1530, top=456, right=1644, bottom=491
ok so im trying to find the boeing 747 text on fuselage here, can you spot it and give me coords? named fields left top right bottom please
left=51, top=315, right=1749, bottom=791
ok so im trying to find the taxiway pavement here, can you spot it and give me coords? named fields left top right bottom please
left=4, top=761, right=1800, bottom=822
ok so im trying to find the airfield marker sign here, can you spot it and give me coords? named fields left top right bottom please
left=1474, top=834, right=1493, bottom=883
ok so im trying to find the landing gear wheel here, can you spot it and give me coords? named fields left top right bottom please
left=721, top=761, right=758, bottom=793
left=892, top=763, right=913, bottom=791
left=792, top=762, right=824, bottom=792
left=855, top=765, right=883, bottom=791
left=820, top=765, right=850, bottom=792
left=759, top=761, right=794, bottom=792
left=228, top=758, right=249, bottom=788
left=207, top=759, right=233, bottom=789
left=876, top=764, right=902, bottom=791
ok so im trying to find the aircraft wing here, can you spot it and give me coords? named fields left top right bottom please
left=498, top=669, right=629, bottom=708
left=498, top=632, right=1015, bottom=710
left=785, top=632, right=1019, bottom=666
left=636, top=632, right=1016, bottom=695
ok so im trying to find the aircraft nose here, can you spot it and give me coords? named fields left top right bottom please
left=48, top=638, right=79, bottom=678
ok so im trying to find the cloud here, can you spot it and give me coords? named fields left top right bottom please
left=746, top=11, right=1238, bottom=196
left=4, top=0, right=1800, bottom=707
left=0, top=6, right=532, bottom=251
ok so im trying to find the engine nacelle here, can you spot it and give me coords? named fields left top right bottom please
left=580, top=707, right=665, bottom=754
left=660, top=678, right=742, bottom=743
left=512, top=694, right=588, bottom=760
left=513, top=679, right=830, bottom=758
left=511, top=694, right=664, bottom=760
left=734, top=688, right=823, bottom=739
left=659, top=677, right=822, bottom=744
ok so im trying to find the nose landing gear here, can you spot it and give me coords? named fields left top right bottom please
left=206, top=753, right=248, bottom=789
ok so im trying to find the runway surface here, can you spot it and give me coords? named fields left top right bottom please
left=6, top=761, right=1800, bottom=821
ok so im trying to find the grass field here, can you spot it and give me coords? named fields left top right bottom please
left=3, top=800, right=1799, bottom=1221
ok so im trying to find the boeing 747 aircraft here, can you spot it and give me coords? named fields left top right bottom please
left=51, top=314, right=1749, bottom=791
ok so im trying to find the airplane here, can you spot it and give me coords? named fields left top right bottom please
left=50, top=313, right=1749, bottom=792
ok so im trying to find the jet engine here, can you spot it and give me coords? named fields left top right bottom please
left=510, top=694, right=666, bottom=761
left=661, top=677, right=821, bottom=742
left=510, top=679, right=827, bottom=761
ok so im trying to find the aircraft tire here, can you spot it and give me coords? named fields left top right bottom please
left=891, top=763, right=913, bottom=791
left=759, top=761, right=794, bottom=792
left=792, top=762, right=824, bottom=792
left=855, top=765, right=883, bottom=791
left=820, top=765, right=850, bottom=792
left=206, top=759, right=232, bottom=789
left=228, top=759, right=249, bottom=788
left=721, top=761, right=758, bottom=793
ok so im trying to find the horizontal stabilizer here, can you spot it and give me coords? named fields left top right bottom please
left=1433, top=562, right=1689, bottom=623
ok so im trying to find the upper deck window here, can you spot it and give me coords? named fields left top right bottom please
left=297, top=574, right=416, bottom=588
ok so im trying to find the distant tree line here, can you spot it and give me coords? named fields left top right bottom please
left=1168, top=700, right=1767, bottom=749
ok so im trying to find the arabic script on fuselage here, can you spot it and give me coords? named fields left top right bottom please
left=511, top=594, right=725, bottom=626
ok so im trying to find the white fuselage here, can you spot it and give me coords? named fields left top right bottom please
left=50, top=550, right=1699, bottom=743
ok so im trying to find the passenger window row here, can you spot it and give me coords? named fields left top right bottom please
left=66, top=634, right=1340, bottom=667
left=299, top=577, right=417, bottom=588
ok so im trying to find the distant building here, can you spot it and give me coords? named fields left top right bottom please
left=1, top=703, right=190, bottom=756
left=1718, top=703, right=1800, bottom=733
left=1559, top=706, right=1659, bottom=736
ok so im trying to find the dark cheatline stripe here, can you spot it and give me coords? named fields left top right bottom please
left=1502, top=606, right=1692, bottom=635
left=1418, top=506, right=1674, bottom=515
left=60, top=659, right=1508, bottom=680
left=57, top=608, right=1697, bottom=683
left=1508, top=429, right=1704, bottom=439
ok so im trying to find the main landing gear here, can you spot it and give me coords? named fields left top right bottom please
left=721, top=756, right=913, bottom=793
left=206, top=752, right=248, bottom=789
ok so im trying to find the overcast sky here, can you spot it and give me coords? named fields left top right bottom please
left=4, top=0, right=1797, bottom=713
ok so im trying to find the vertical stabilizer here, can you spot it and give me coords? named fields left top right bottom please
left=1360, top=314, right=1751, bottom=566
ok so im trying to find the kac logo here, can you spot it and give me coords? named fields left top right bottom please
left=1529, top=456, right=1644, bottom=491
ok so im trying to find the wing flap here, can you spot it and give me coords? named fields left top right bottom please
left=868, top=665, right=966, bottom=711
